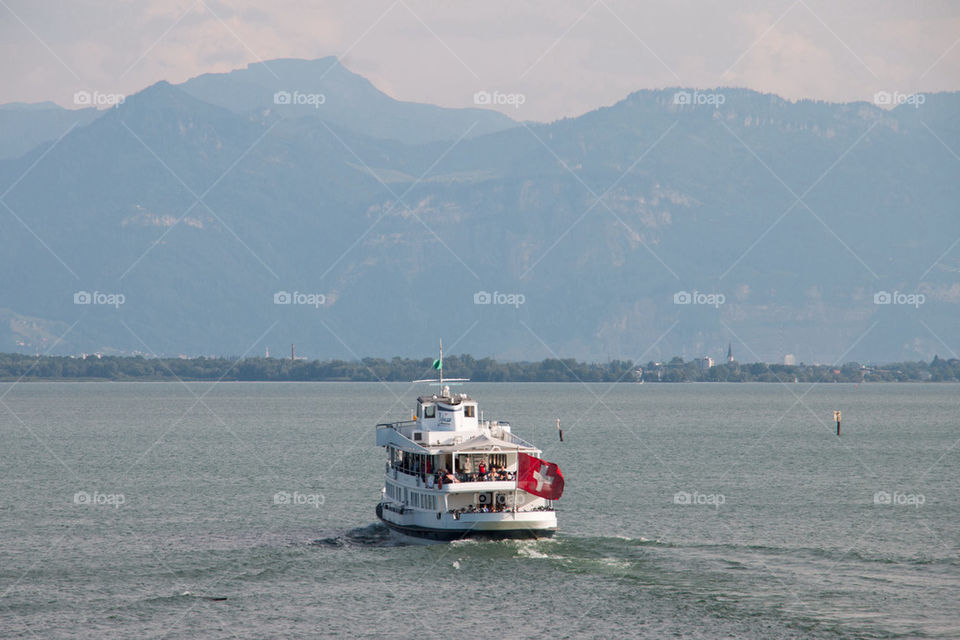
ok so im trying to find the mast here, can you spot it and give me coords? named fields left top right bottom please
left=413, top=340, right=466, bottom=390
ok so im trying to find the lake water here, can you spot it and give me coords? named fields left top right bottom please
left=0, top=381, right=957, bottom=638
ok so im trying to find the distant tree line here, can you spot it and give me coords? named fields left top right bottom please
left=643, top=355, right=960, bottom=383
left=0, top=352, right=958, bottom=382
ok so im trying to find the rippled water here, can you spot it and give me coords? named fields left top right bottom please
left=1, top=381, right=957, bottom=638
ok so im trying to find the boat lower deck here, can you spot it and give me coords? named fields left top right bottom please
left=375, top=503, right=556, bottom=542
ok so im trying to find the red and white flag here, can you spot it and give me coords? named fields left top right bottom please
left=517, top=452, right=564, bottom=500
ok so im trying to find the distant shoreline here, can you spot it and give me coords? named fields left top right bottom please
left=1, top=353, right=956, bottom=383
left=1, top=378, right=956, bottom=384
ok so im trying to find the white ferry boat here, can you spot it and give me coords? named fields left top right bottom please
left=375, top=349, right=564, bottom=542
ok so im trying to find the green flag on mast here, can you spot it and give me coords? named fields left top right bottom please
left=433, top=358, right=442, bottom=370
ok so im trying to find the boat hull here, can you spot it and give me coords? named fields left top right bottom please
left=376, top=503, right=556, bottom=542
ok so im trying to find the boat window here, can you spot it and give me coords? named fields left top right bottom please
left=464, top=405, right=475, bottom=418
left=424, top=405, right=436, bottom=418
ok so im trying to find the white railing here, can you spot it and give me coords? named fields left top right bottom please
left=376, top=419, right=417, bottom=431
left=488, top=425, right=535, bottom=449
left=386, top=465, right=517, bottom=488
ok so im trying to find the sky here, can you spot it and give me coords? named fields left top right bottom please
left=2, top=0, right=959, bottom=122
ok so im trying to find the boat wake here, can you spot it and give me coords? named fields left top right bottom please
left=311, top=523, right=400, bottom=548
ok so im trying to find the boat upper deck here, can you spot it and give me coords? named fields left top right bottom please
left=376, top=383, right=540, bottom=450
left=416, top=393, right=473, bottom=405
left=376, top=419, right=538, bottom=454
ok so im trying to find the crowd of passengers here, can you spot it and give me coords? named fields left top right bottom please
left=452, top=503, right=511, bottom=514
left=447, top=504, right=554, bottom=516
left=454, top=461, right=514, bottom=483
left=399, top=460, right=516, bottom=486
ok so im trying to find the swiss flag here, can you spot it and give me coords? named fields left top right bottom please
left=517, top=452, right=564, bottom=500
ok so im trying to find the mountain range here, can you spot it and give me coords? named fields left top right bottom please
left=1, top=57, right=957, bottom=363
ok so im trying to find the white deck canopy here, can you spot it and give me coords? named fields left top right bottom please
left=431, top=432, right=538, bottom=454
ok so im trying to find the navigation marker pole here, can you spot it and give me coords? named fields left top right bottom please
left=557, top=418, right=564, bottom=442
left=834, top=410, right=841, bottom=435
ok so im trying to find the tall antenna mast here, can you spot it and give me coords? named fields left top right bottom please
left=414, top=339, right=468, bottom=390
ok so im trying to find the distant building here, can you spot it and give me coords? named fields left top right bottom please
left=651, top=362, right=664, bottom=381
left=696, top=356, right=714, bottom=372
left=631, top=367, right=644, bottom=382
left=727, top=343, right=734, bottom=364
left=784, top=354, right=796, bottom=366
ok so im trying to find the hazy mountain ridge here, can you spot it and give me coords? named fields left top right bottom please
left=0, top=101, right=102, bottom=161
left=0, top=61, right=957, bottom=362
left=177, top=57, right=518, bottom=144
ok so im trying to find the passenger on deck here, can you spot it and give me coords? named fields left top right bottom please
left=478, top=461, right=487, bottom=479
